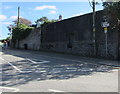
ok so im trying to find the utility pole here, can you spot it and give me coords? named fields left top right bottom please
left=17, top=6, right=20, bottom=48
left=17, top=6, right=20, bottom=26
left=92, top=0, right=96, bottom=57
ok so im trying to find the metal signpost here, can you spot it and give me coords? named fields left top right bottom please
left=104, top=27, right=108, bottom=57
left=102, top=19, right=110, bottom=58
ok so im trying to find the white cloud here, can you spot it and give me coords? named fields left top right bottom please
left=49, top=10, right=57, bottom=14
left=35, top=5, right=57, bottom=10
left=4, top=6, right=12, bottom=9
left=10, top=16, right=17, bottom=20
left=0, top=15, right=7, bottom=21
left=10, top=16, right=23, bottom=20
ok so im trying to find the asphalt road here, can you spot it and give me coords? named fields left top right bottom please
left=0, top=48, right=119, bottom=92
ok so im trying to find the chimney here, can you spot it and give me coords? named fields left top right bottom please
left=59, top=14, right=62, bottom=21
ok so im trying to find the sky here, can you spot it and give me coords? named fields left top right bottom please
left=0, top=2, right=103, bottom=40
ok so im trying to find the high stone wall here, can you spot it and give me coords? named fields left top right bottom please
left=19, top=27, right=41, bottom=50
left=41, top=10, right=119, bottom=60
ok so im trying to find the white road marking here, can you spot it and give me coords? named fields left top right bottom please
left=40, top=61, right=49, bottom=63
left=48, top=89, right=64, bottom=92
left=0, top=86, right=19, bottom=92
left=26, top=58, right=37, bottom=64
left=7, top=62, right=23, bottom=73
left=72, top=60, right=82, bottom=62
left=0, top=57, right=4, bottom=61
left=38, top=54, right=72, bottom=61
left=0, top=56, right=24, bottom=73
left=26, top=58, right=49, bottom=64
left=72, top=60, right=102, bottom=66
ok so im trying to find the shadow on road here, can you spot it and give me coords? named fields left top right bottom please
left=1, top=49, right=116, bottom=87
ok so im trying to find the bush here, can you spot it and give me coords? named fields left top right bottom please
left=12, top=24, right=33, bottom=41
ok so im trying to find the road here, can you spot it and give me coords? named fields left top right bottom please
left=0, top=48, right=119, bottom=92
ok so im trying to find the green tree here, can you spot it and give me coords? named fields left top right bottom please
left=35, top=17, right=57, bottom=26
left=35, top=17, right=48, bottom=24
left=12, top=24, right=33, bottom=40
left=12, top=24, right=33, bottom=48
left=103, top=2, right=120, bottom=24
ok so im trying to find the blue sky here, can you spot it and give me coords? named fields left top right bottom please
left=0, top=2, right=103, bottom=39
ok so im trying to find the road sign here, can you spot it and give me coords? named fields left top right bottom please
left=104, top=27, right=108, bottom=33
left=102, top=22, right=110, bottom=28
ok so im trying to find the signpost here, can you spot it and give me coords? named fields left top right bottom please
left=102, top=20, right=110, bottom=58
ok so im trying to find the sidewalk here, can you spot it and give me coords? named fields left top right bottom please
left=93, top=59, right=120, bottom=67
left=3, top=47, right=120, bottom=67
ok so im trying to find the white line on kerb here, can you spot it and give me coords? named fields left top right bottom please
left=26, top=58, right=49, bottom=64
left=7, top=62, right=23, bottom=73
left=0, top=57, right=23, bottom=73
left=48, top=89, right=64, bottom=92
left=0, top=86, right=19, bottom=92
left=0, top=57, right=4, bottom=61
left=26, top=58, right=37, bottom=64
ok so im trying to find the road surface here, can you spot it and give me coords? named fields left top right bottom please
left=0, top=48, right=119, bottom=92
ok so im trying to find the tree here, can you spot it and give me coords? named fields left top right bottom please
left=13, top=18, right=32, bottom=26
left=35, top=17, right=57, bottom=26
left=35, top=17, right=48, bottom=24
left=103, top=2, right=120, bottom=25
left=12, top=24, right=33, bottom=40
left=0, top=36, right=11, bottom=44
left=10, top=23, right=33, bottom=48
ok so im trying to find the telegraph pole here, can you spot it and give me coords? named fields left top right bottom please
left=17, top=6, right=20, bottom=26
left=92, top=0, right=96, bottom=57
left=17, top=6, right=20, bottom=48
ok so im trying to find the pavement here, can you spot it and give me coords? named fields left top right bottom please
left=0, top=48, right=119, bottom=92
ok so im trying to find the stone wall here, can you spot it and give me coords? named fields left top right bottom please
left=41, top=10, right=119, bottom=60
left=19, top=27, right=41, bottom=50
